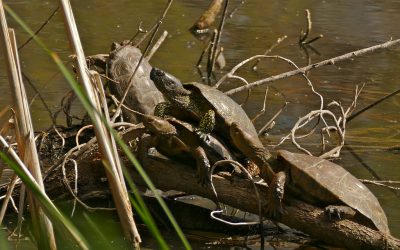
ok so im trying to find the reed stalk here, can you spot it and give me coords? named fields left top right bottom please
left=0, top=1, right=56, bottom=248
left=58, top=0, right=141, bottom=247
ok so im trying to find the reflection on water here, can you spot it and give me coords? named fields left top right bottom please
left=0, top=0, right=399, bottom=246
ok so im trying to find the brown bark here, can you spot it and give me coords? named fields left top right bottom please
left=40, top=127, right=400, bottom=250
left=191, top=0, right=224, bottom=31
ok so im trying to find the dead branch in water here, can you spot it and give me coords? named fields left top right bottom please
left=298, top=9, right=323, bottom=46
left=190, top=0, right=224, bottom=32
left=273, top=84, right=364, bottom=159
left=223, top=38, right=400, bottom=95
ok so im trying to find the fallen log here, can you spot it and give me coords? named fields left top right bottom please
left=37, top=126, right=400, bottom=250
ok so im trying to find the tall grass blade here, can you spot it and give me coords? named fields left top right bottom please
left=4, top=4, right=191, bottom=249
left=0, top=136, right=89, bottom=249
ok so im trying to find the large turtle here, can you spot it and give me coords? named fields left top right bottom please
left=230, top=123, right=390, bottom=233
left=149, top=67, right=271, bottom=163
left=108, top=42, right=164, bottom=123
left=138, top=114, right=238, bottom=185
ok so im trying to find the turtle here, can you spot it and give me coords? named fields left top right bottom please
left=138, top=114, right=238, bottom=185
left=107, top=42, right=164, bottom=123
left=149, top=67, right=271, bottom=163
left=230, top=122, right=390, bottom=233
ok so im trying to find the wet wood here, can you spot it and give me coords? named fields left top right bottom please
left=191, top=0, right=224, bottom=32
left=37, top=126, right=400, bottom=250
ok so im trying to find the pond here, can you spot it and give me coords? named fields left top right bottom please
left=0, top=0, right=399, bottom=248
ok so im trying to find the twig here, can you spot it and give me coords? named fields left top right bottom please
left=17, top=6, right=59, bottom=50
left=229, top=0, right=245, bottom=18
left=207, top=29, right=218, bottom=82
left=0, top=174, right=18, bottom=224
left=347, top=87, right=400, bottom=123
left=299, top=9, right=323, bottom=46
left=209, top=0, right=229, bottom=81
left=146, top=30, right=168, bottom=61
left=252, top=35, right=287, bottom=71
left=129, top=21, right=147, bottom=45
left=22, top=72, right=56, bottom=125
left=360, top=179, right=400, bottom=191
left=115, top=0, right=173, bottom=121
left=196, top=40, right=212, bottom=68
left=258, top=101, right=288, bottom=136
left=251, top=87, right=269, bottom=122
left=224, top=38, right=400, bottom=95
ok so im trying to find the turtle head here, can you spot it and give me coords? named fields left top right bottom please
left=143, top=115, right=176, bottom=135
left=150, top=68, right=190, bottom=103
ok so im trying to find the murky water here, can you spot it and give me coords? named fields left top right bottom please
left=0, top=0, right=399, bottom=248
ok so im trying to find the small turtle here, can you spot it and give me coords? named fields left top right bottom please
left=149, top=67, right=271, bottom=165
left=230, top=123, right=389, bottom=233
left=138, top=115, right=237, bottom=185
left=108, top=42, right=164, bottom=123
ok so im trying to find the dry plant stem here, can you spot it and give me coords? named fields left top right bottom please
left=17, top=6, right=59, bottom=50
left=16, top=184, right=26, bottom=241
left=0, top=174, right=18, bottom=224
left=146, top=30, right=168, bottom=61
left=22, top=72, right=55, bottom=125
left=59, top=0, right=141, bottom=246
left=207, top=29, right=218, bottom=81
left=258, top=101, right=287, bottom=135
left=299, top=9, right=311, bottom=44
left=0, top=136, right=88, bottom=249
left=347, top=87, right=400, bottom=123
left=224, top=38, right=400, bottom=95
left=0, top=6, right=56, bottom=247
left=251, top=87, right=269, bottom=122
left=196, top=40, right=212, bottom=68
left=62, top=158, right=116, bottom=212
left=361, top=179, right=400, bottom=191
left=129, top=21, right=146, bottom=44
left=252, top=35, right=288, bottom=71
left=115, top=0, right=173, bottom=121
left=229, top=0, right=245, bottom=18
left=210, top=0, right=229, bottom=77
left=133, top=0, right=173, bottom=47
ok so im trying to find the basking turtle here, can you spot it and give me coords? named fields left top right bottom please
left=139, top=115, right=237, bottom=185
left=149, top=67, right=271, bottom=162
left=230, top=123, right=389, bottom=233
left=108, top=42, right=164, bottom=123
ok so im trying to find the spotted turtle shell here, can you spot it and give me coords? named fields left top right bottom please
left=277, top=150, right=389, bottom=233
left=184, top=83, right=259, bottom=143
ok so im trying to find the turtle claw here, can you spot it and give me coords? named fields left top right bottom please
left=325, top=205, right=356, bottom=221
left=196, top=167, right=211, bottom=187
left=266, top=172, right=286, bottom=219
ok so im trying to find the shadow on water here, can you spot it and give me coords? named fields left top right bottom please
left=0, top=0, right=399, bottom=248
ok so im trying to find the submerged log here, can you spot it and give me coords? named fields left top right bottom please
left=38, top=127, right=400, bottom=249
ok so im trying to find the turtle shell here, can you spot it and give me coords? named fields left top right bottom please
left=184, top=82, right=259, bottom=140
left=108, top=45, right=164, bottom=123
left=277, top=150, right=389, bottom=233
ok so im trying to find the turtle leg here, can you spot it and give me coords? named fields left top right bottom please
left=191, top=146, right=211, bottom=186
left=324, top=205, right=356, bottom=220
left=154, top=101, right=172, bottom=118
left=198, top=109, right=216, bottom=134
left=266, top=171, right=286, bottom=219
